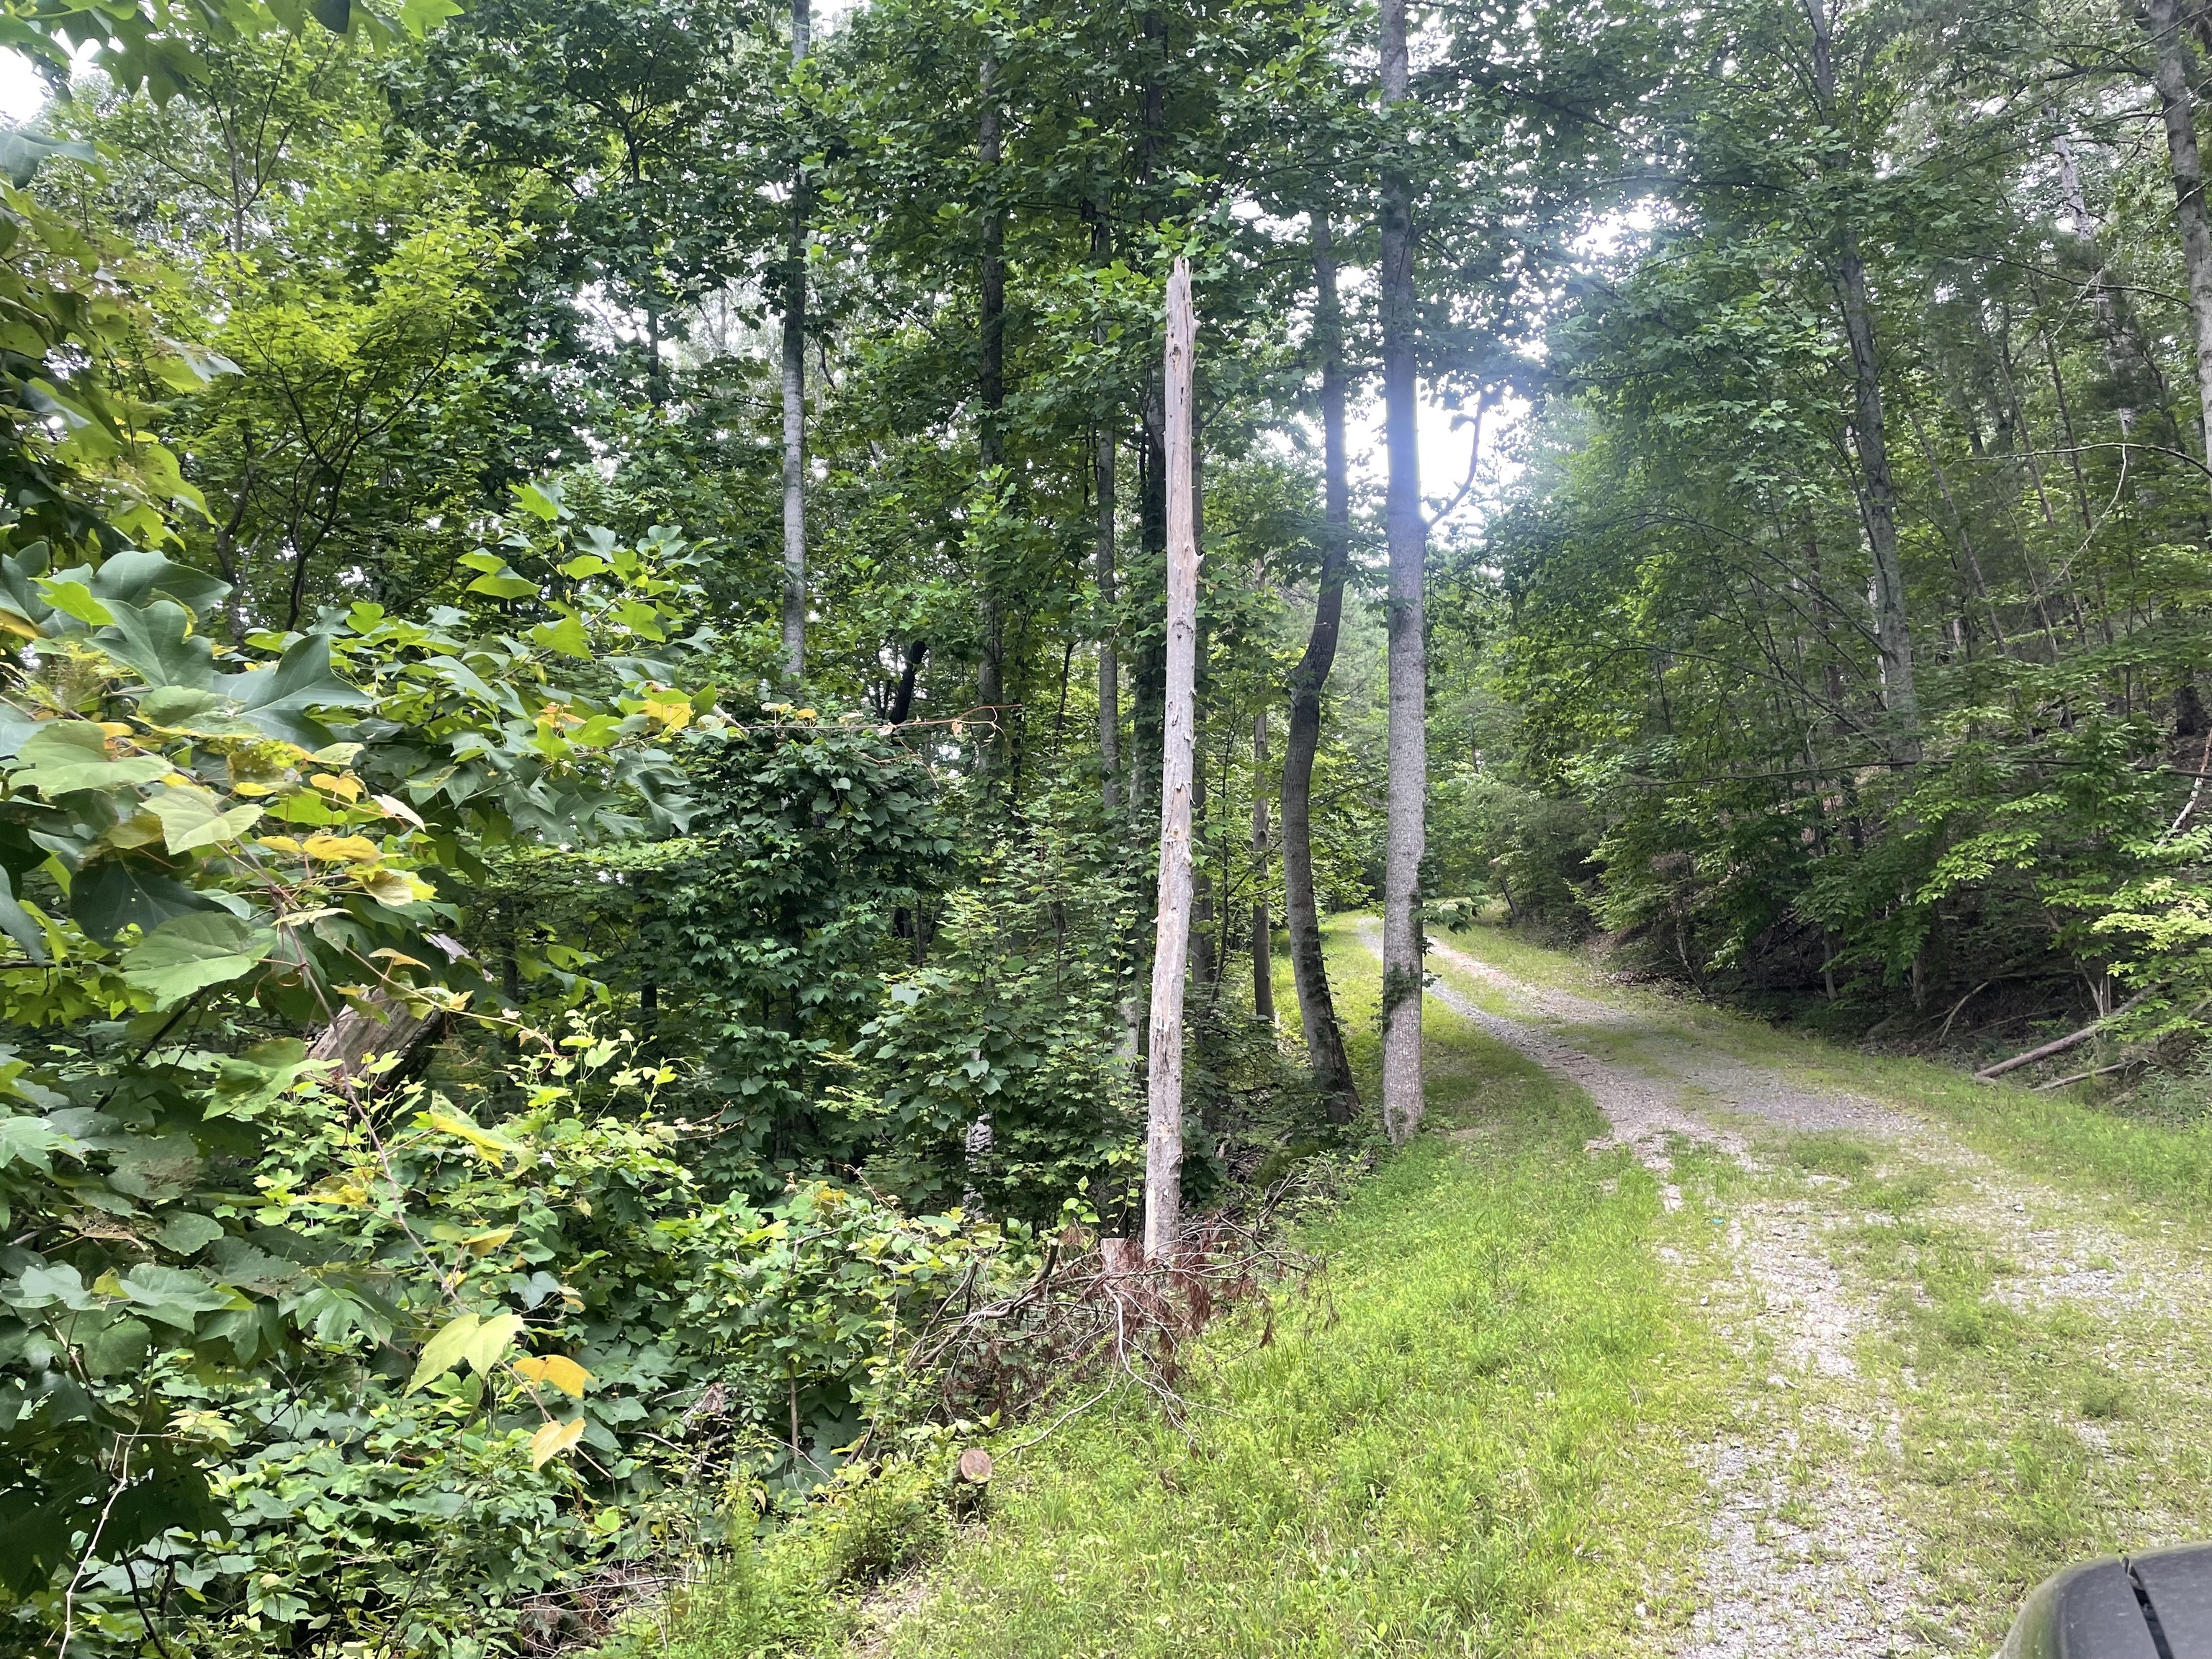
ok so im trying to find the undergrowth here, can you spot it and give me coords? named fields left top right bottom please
left=608, top=920, right=1728, bottom=1657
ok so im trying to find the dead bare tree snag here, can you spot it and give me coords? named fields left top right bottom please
left=1378, top=0, right=1426, bottom=1143
left=1145, top=258, right=1198, bottom=1262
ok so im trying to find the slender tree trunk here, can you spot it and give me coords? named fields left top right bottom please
left=1378, top=0, right=1426, bottom=1144
left=1145, top=259, right=1198, bottom=1262
left=887, top=638, right=925, bottom=722
left=1806, top=0, right=1915, bottom=745
left=1283, top=213, right=1359, bottom=1120
left=1095, top=223, right=1120, bottom=809
left=1905, top=408, right=2008, bottom=655
left=780, top=0, right=811, bottom=683
left=974, top=50, right=1007, bottom=755
left=2054, top=125, right=2143, bottom=434
left=1250, top=709, right=1274, bottom=1025
left=1097, top=424, right=1121, bottom=808
left=1187, top=444, right=1214, bottom=1002
left=1131, top=406, right=1167, bottom=821
left=2146, top=0, right=2212, bottom=482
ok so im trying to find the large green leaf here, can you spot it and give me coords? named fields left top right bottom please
left=117, top=1264, right=237, bottom=1328
left=119, top=912, right=276, bottom=1007
left=7, top=721, right=168, bottom=796
left=146, top=786, right=261, bottom=853
left=86, top=549, right=232, bottom=619
left=93, top=598, right=215, bottom=690
left=217, top=634, right=372, bottom=747
left=0, top=130, right=92, bottom=188
left=0, top=866, right=45, bottom=962
left=71, top=859, right=222, bottom=943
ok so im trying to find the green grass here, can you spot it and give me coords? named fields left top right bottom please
left=1433, top=919, right=2212, bottom=1235
left=1730, top=1130, right=2212, bottom=1649
left=869, top=924, right=1725, bottom=1658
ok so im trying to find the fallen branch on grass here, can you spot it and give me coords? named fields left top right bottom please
left=2034, top=1060, right=2137, bottom=1092
left=1974, top=991, right=2152, bottom=1082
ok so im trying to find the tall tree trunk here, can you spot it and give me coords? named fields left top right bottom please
left=1377, top=0, right=1426, bottom=1145
left=973, top=50, right=1008, bottom=763
left=1250, top=709, right=1274, bottom=1025
left=1096, top=205, right=1120, bottom=811
left=2053, top=125, right=2147, bottom=436
left=1145, top=258, right=1199, bottom=1262
left=1132, top=405, right=1167, bottom=820
left=779, top=0, right=811, bottom=683
left=1283, top=212, right=1359, bottom=1119
left=2146, top=0, right=2212, bottom=480
left=1187, top=444, right=1213, bottom=1002
left=1807, top=0, right=1915, bottom=746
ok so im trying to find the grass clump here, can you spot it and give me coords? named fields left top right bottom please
left=877, top=925, right=1725, bottom=1658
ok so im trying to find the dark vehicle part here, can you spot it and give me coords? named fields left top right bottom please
left=2002, top=1543, right=2212, bottom=1658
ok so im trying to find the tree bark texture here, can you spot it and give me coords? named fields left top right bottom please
left=1145, top=258, right=1197, bottom=1262
left=1377, top=0, right=1426, bottom=1145
left=1806, top=1, right=1915, bottom=738
left=779, top=0, right=811, bottom=683
left=1250, top=709, right=1274, bottom=1024
left=1283, top=214, right=1359, bottom=1119
left=2146, top=0, right=2212, bottom=480
left=1285, top=215, right=1361, bottom=1118
left=1097, top=426, right=1120, bottom=809
left=310, top=992, right=444, bottom=1087
left=975, top=50, right=1007, bottom=749
left=1094, top=213, right=1119, bottom=811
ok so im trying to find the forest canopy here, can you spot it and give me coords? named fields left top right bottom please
left=3, top=0, right=2212, bottom=1650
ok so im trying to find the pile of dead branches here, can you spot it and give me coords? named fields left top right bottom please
left=889, top=1210, right=1323, bottom=1442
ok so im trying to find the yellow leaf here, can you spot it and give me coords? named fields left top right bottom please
left=96, top=721, right=133, bottom=739
left=0, top=609, right=42, bottom=640
left=302, top=833, right=380, bottom=863
left=462, top=1226, right=514, bottom=1256
left=304, top=1177, right=369, bottom=1206
left=310, top=771, right=364, bottom=801
left=231, top=780, right=282, bottom=797
left=360, top=868, right=424, bottom=907
left=640, top=697, right=691, bottom=730
left=255, top=835, right=303, bottom=854
left=513, top=1354, right=593, bottom=1398
left=426, top=1109, right=524, bottom=1166
left=369, top=948, right=429, bottom=969
left=529, top=1416, right=586, bottom=1468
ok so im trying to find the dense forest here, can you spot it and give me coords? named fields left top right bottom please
left=4, top=0, right=2212, bottom=1650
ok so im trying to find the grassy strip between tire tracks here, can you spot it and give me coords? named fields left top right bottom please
left=630, top=920, right=1728, bottom=1658
left=1431, top=920, right=2212, bottom=1238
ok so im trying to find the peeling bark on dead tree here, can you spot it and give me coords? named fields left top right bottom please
left=310, top=993, right=444, bottom=1088
left=1144, top=259, right=1198, bottom=1262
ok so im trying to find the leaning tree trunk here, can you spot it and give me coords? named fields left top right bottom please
left=2146, top=0, right=2212, bottom=482
left=1144, top=258, right=1198, bottom=1262
left=1282, top=212, right=1360, bottom=1120
left=974, top=50, right=1008, bottom=760
left=779, top=0, right=811, bottom=683
left=1377, top=0, right=1426, bottom=1146
left=1250, top=709, right=1274, bottom=1025
left=1807, top=0, right=1915, bottom=745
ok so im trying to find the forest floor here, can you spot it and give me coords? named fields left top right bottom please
left=648, top=919, right=2212, bottom=1658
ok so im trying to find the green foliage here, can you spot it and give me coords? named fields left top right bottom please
left=873, top=929, right=1725, bottom=1658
